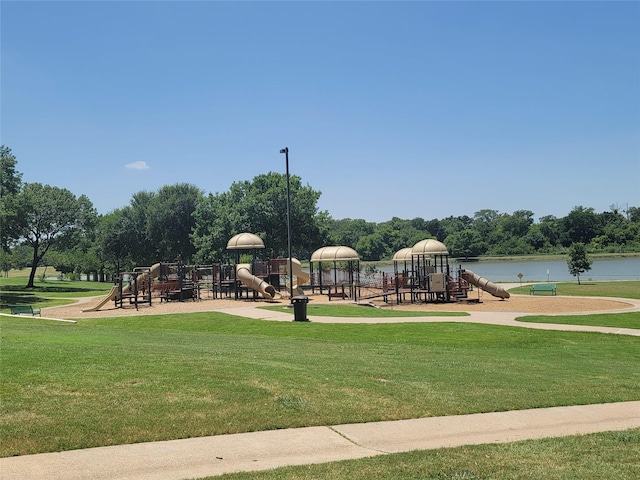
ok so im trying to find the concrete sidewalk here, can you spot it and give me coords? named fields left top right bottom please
left=2, top=401, right=639, bottom=480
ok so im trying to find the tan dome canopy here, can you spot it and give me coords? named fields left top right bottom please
left=392, top=247, right=416, bottom=261
left=227, top=232, right=265, bottom=250
left=310, top=246, right=359, bottom=262
left=412, top=239, right=449, bottom=255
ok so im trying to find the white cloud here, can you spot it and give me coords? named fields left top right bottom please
left=125, top=161, right=150, bottom=170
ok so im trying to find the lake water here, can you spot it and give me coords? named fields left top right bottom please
left=379, top=256, right=640, bottom=283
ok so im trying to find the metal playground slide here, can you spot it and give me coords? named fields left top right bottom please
left=81, top=285, right=120, bottom=312
left=82, top=263, right=162, bottom=311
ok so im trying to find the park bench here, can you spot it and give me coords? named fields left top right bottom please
left=327, top=284, right=347, bottom=300
left=10, top=305, right=41, bottom=316
left=529, top=284, right=557, bottom=296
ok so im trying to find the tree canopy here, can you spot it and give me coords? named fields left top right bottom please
left=2, top=145, right=639, bottom=281
left=96, top=184, right=204, bottom=270
left=567, top=242, right=593, bottom=284
left=0, top=146, right=23, bottom=250
left=191, top=172, right=329, bottom=263
left=16, top=183, right=96, bottom=287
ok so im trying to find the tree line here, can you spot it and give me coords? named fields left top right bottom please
left=2, top=145, right=638, bottom=285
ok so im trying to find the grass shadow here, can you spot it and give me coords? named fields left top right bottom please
left=0, top=293, right=49, bottom=308
left=0, top=285, right=101, bottom=294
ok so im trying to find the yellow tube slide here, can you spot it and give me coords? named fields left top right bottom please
left=461, top=269, right=510, bottom=299
left=236, top=264, right=279, bottom=300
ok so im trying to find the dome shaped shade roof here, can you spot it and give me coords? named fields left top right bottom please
left=392, top=248, right=416, bottom=261
left=310, top=246, right=359, bottom=262
left=411, top=238, right=449, bottom=255
left=227, top=232, right=265, bottom=250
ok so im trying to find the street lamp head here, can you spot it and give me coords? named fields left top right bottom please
left=280, top=148, right=288, bottom=154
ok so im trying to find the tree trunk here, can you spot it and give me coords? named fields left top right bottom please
left=26, top=242, right=42, bottom=288
left=27, top=260, right=38, bottom=288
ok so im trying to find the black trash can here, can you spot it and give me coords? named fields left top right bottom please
left=291, top=295, right=309, bottom=322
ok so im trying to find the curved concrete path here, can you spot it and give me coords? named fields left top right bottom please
left=3, top=296, right=639, bottom=479
left=216, top=295, right=640, bottom=337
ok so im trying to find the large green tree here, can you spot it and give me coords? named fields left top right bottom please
left=472, top=209, right=500, bottom=240
left=538, top=215, right=561, bottom=247
left=16, top=183, right=95, bottom=287
left=144, top=183, right=204, bottom=263
left=95, top=208, right=136, bottom=275
left=498, top=210, right=534, bottom=238
left=561, top=206, right=601, bottom=246
left=0, top=145, right=23, bottom=250
left=439, top=215, right=474, bottom=241
left=192, top=172, right=327, bottom=262
left=0, top=249, right=19, bottom=276
left=328, top=218, right=376, bottom=248
left=377, top=217, right=431, bottom=254
left=445, top=229, right=485, bottom=258
left=356, top=232, right=391, bottom=261
left=95, top=183, right=204, bottom=271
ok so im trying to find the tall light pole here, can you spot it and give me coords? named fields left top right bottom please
left=280, top=147, right=294, bottom=303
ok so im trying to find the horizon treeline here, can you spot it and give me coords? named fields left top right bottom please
left=2, top=146, right=639, bottom=279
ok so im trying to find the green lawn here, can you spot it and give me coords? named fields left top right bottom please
left=509, top=280, right=640, bottom=300
left=2, top=313, right=638, bottom=457
left=2, top=278, right=639, bottom=478
left=261, top=303, right=469, bottom=317
left=517, top=311, right=640, bottom=329
left=0, top=277, right=113, bottom=312
left=508, top=280, right=640, bottom=329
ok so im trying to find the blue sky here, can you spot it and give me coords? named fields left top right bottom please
left=2, top=0, right=639, bottom=223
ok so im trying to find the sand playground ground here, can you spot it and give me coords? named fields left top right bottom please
left=43, top=287, right=637, bottom=321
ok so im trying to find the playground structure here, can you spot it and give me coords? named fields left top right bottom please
left=225, top=232, right=311, bottom=300
left=226, top=233, right=278, bottom=300
left=307, top=239, right=509, bottom=305
left=83, top=264, right=159, bottom=312
left=379, top=239, right=509, bottom=304
left=83, top=233, right=311, bottom=311
left=82, top=232, right=509, bottom=312
left=82, top=261, right=205, bottom=312
left=309, top=246, right=360, bottom=301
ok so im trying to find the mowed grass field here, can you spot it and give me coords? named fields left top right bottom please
left=509, top=280, right=640, bottom=299
left=1, top=278, right=639, bottom=478
left=2, top=312, right=639, bottom=458
left=0, top=276, right=113, bottom=312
